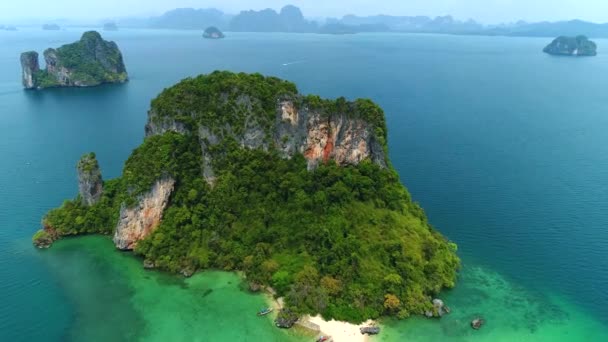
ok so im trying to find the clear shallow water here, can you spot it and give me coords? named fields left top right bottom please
left=1, top=29, right=608, bottom=341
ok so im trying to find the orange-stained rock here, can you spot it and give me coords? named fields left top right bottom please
left=113, top=177, right=175, bottom=250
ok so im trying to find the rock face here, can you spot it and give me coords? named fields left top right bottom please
left=77, top=153, right=103, bottom=206
left=146, top=97, right=387, bottom=182
left=471, top=318, right=485, bottom=330
left=113, top=177, right=175, bottom=250
left=543, top=35, right=597, bottom=56
left=276, top=99, right=386, bottom=170
left=425, top=298, right=450, bottom=318
left=20, top=31, right=128, bottom=89
left=20, top=51, right=40, bottom=89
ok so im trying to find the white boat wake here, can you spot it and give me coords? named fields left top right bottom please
left=281, top=60, right=305, bottom=66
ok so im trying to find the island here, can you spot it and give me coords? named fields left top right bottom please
left=103, top=22, right=118, bottom=31
left=33, top=71, right=460, bottom=323
left=543, top=35, right=597, bottom=56
left=42, top=24, right=61, bottom=31
left=203, top=26, right=224, bottom=39
left=20, top=31, right=128, bottom=89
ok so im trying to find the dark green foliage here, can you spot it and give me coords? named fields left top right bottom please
left=543, top=35, right=597, bottom=56
left=33, top=31, right=128, bottom=88
left=151, top=71, right=298, bottom=138
left=78, top=152, right=99, bottom=173
left=34, top=70, right=59, bottom=88
left=40, top=72, right=460, bottom=323
left=44, top=179, right=121, bottom=236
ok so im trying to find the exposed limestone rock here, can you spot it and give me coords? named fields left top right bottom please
left=20, top=31, right=128, bottom=89
left=113, top=177, right=175, bottom=250
left=146, top=97, right=387, bottom=182
left=20, top=51, right=40, bottom=89
left=145, top=109, right=188, bottom=136
left=425, top=298, right=450, bottom=318
left=77, top=153, right=103, bottom=206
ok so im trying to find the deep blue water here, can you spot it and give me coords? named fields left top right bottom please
left=1, top=29, right=607, bottom=340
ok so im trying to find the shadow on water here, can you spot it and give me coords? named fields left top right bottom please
left=22, top=82, right=129, bottom=105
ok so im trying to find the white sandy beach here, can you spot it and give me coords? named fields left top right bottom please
left=307, top=315, right=375, bottom=342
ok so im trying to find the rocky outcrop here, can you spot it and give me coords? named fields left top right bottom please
left=425, top=298, right=450, bottom=318
left=471, top=318, right=485, bottom=330
left=276, top=100, right=386, bottom=170
left=543, top=35, right=597, bottom=56
left=275, top=309, right=299, bottom=328
left=113, top=177, right=175, bottom=250
left=32, top=225, right=60, bottom=249
left=77, top=153, right=103, bottom=206
left=203, top=26, right=224, bottom=39
left=20, top=51, right=40, bottom=89
left=20, top=31, right=128, bottom=89
left=145, top=110, right=189, bottom=136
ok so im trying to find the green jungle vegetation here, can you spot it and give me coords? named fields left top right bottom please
left=543, top=35, right=597, bottom=56
left=37, top=71, right=460, bottom=323
left=33, top=31, right=127, bottom=88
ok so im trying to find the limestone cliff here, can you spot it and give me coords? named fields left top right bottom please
left=146, top=73, right=387, bottom=183
left=113, top=177, right=175, bottom=250
left=276, top=100, right=387, bottom=170
left=20, top=31, right=128, bottom=89
left=77, top=153, right=103, bottom=206
left=20, top=52, right=39, bottom=89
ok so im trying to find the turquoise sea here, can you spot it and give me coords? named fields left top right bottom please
left=1, top=28, right=608, bottom=341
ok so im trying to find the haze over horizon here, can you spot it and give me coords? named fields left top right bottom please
left=2, top=0, right=608, bottom=25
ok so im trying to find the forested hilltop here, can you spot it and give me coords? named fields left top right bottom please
left=34, top=71, right=460, bottom=323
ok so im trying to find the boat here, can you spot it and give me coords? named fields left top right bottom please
left=257, top=307, right=274, bottom=316
left=316, top=336, right=332, bottom=342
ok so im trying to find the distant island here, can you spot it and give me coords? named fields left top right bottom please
left=42, top=24, right=61, bottom=31
left=33, top=71, right=460, bottom=324
left=203, top=26, right=224, bottom=39
left=543, top=35, right=597, bottom=56
left=103, top=22, right=118, bottom=31
left=20, top=31, right=128, bottom=89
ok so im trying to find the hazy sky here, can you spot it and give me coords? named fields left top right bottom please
left=2, top=0, right=608, bottom=24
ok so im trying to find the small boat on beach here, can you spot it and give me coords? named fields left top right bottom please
left=257, top=307, right=274, bottom=316
left=316, top=336, right=332, bottom=342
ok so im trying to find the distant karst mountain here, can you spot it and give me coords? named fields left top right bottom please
left=134, top=4, right=608, bottom=38
left=149, top=8, right=231, bottom=30
left=230, top=5, right=318, bottom=32
left=103, top=22, right=118, bottom=31
left=42, top=24, right=61, bottom=31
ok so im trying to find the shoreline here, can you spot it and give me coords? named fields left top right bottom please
left=262, top=289, right=376, bottom=342
left=307, top=315, right=374, bottom=342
